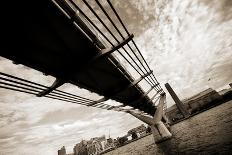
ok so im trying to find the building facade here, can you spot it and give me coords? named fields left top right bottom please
left=128, top=124, right=147, bottom=138
left=73, top=135, right=115, bottom=155
left=74, top=140, right=88, bottom=155
left=86, top=139, right=102, bottom=155
left=58, top=146, right=66, bottom=155
left=167, top=88, right=222, bottom=123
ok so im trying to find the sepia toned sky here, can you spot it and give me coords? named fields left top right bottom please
left=0, top=0, right=232, bottom=154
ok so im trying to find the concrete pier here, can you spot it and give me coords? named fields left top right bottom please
left=127, top=94, right=172, bottom=143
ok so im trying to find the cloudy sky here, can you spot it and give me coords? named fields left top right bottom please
left=0, top=0, right=232, bottom=154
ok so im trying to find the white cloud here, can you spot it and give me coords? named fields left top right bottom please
left=133, top=0, right=232, bottom=106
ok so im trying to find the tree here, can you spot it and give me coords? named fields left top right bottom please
left=131, top=132, right=138, bottom=140
left=146, top=126, right=152, bottom=133
left=118, top=136, right=128, bottom=145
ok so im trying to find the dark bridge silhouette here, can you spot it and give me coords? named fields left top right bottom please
left=1, top=0, right=164, bottom=116
left=2, top=1, right=232, bottom=153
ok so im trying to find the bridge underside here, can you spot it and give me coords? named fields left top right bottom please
left=2, top=0, right=157, bottom=115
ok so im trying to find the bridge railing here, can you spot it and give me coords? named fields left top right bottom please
left=0, top=71, right=169, bottom=115
left=53, top=0, right=165, bottom=109
left=0, top=0, right=166, bottom=115
left=0, top=72, right=113, bottom=110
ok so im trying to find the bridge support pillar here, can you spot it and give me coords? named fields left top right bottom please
left=126, top=94, right=172, bottom=143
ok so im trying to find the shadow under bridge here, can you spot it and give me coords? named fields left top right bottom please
left=0, top=0, right=165, bottom=116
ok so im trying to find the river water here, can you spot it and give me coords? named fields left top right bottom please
left=104, top=100, right=232, bottom=155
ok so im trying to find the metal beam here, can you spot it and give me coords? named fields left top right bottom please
left=37, top=79, right=65, bottom=97
left=87, top=97, right=108, bottom=106
left=53, top=0, right=105, bottom=48
left=152, top=96, right=160, bottom=107
left=128, top=71, right=153, bottom=88
left=148, top=90, right=161, bottom=104
left=107, top=105, right=124, bottom=110
left=91, top=34, right=134, bottom=61
left=96, top=104, right=112, bottom=109
left=130, top=85, right=155, bottom=105
left=106, top=70, right=153, bottom=97
left=127, top=110, right=154, bottom=125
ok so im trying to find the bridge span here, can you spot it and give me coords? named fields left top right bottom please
left=1, top=0, right=173, bottom=143
left=1, top=0, right=165, bottom=115
left=2, top=1, right=232, bottom=154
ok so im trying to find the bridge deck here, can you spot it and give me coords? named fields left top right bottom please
left=1, top=0, right=162, bottom=115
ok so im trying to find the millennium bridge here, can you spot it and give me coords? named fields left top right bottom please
left=1, top=1, right=232, bottom=154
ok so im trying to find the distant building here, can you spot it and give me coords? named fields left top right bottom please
left=117, top=135, right=128, bottom=146
left=73, top=135, right=115, bottom=155
left=218, top=85, right=232, bottom=96
left=74, top=140, right=88, bottom=155
left=86, top=138, right=103, bottom=155
left=58, top=146, right=66, bottom=155
left=128, top=124, right=147, bottom=138
left=113, top=138, right=120, bottom=147
left=183, top=88, right=221, bottom=113
left=167, top=88, right=221, bottom=123
left=91, top=135, right=106, bottom=151
left=104, top=138, right=115, bottom=150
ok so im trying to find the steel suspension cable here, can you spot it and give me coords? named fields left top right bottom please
left=0, top=72, right=123, bottom=110
left=0, top=80, right=91, bottom=105
left=0, top=73, right=94, bottom=103
left=0, top=85, right=38, bottom=95
left=81, top=0, right=158, bottom=91
left=106, top=0, right=164, bottom=93
left=94, top=0, right=160, bottom=92
left=68, top=0, right=157, bottom=92
left=0, top=72, right=94, bottom=102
